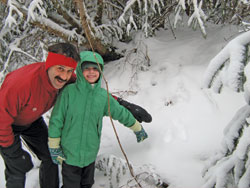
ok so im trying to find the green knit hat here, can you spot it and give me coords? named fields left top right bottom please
left=81, top=62, right=100, bottom=72
left=80, top=51, right=104, bottom=69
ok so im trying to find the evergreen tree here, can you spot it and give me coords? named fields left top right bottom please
left=203, top=30, right=250, bottom=188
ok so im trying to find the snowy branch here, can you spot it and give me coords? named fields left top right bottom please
left=203, top=31, right=250, bottom=93
left=223, top=105, right=250, bottom=152
left=32, top=17, right=85, bottom=44
left=50, top=0, right=81, bottom=30
left=96, top=154, right=168, bottom=187
left=202, top=105, right=250, bottom=188
left=187, top=0, right=207, bottom=37
left=0, top=33, right=40, bottom=81
left=27, top=0, right=47, bottom=22
left=4, top=0, right=24, bottom=28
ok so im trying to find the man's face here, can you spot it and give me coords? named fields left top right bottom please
left=82, top=67, right=100, bottom=84
left=47, top=65, right=74, bottom=89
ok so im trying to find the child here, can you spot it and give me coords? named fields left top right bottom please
left=48, top=51, right=148, bottom=188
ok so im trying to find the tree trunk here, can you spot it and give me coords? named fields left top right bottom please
left=1, top=0, right=7, bottom=4
left=74, top=0, right=108, bottom=55
left=94, top=0, right=103, bottom=25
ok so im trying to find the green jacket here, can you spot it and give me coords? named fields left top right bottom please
left=48, top=51, right=136, bottom=168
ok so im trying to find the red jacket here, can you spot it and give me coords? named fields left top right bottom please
left=0, top=62, right=75, bottom=147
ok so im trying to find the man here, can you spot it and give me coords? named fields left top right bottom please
left=0, top=43, right=152, bottom=188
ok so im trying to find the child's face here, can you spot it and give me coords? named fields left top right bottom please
left=82, top=67, right=100, bottom=84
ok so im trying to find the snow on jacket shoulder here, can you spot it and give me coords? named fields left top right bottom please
left=0, top=62, right=58, bottom=147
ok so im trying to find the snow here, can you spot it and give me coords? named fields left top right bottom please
left=0, top=25, right=247, bottom=187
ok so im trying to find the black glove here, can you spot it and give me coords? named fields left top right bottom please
left=117, top=98, right=152, bottom=123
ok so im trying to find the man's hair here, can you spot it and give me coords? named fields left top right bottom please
left=48, top=43, right=80, bottom=62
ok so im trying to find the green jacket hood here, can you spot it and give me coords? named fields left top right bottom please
left=76, top=51, right=104, bottom=88
left=80, top=51, right=104, bottom=65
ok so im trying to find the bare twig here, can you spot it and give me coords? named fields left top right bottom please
left=167, top=15, right=176, bottom=39
left=151, top=3, right=177, bottom=32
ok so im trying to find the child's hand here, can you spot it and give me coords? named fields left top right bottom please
left=48, top=137, right=66, bottom=165
left=134, top=126, right=148, bottom=143
left=49, top=147, right=66, bottom=165
left=129, top=120, right=148, bottom=143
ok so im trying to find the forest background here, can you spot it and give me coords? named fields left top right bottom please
left=0, top=0, right=250, bottom=188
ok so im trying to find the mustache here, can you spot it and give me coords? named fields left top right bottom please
left=55, top=76, right=67, bottom=83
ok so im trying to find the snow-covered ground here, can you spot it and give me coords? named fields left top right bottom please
left=0, top=24, right=245, bottom=188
